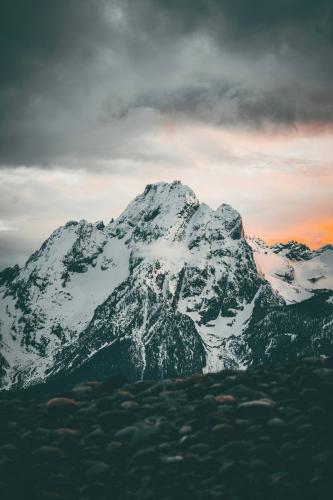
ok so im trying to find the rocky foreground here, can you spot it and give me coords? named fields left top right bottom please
left=1, top=358, right=333, bottom=499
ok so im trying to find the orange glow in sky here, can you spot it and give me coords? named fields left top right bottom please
left=0, top=120, right=332, bottom=269
left=265, top=219, right=333, bottom=250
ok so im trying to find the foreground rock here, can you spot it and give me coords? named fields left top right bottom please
left=1, top=358, right=333, bottom=499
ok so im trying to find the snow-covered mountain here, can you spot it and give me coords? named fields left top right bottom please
left=248, top=237, right=333, bottom=303
left=0, top=181, right=332, bottom=390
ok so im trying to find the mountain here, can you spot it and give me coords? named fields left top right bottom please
left=232, top=238, right=333, bottom=366
left=0, top=181, right=332, bottom=391
left=248, top=237, right=333, bottom=303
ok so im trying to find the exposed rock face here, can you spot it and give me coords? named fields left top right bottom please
left=0, top=181, right=332, bottom=390
left=272, top=240, right=313, bottom=261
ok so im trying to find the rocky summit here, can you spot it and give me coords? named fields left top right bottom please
left=0, top=358, right=333, bottom=499
left=0, top=181, right=333, bottom=391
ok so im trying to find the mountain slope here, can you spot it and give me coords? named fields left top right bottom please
left=248, top=237, right=333, bottom=303
left=0, top=181, right=332, bottom=390
left=235, top=289, right=333, bottom=365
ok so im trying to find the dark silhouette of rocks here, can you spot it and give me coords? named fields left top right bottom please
left=1, top=357, right=333, bottom=499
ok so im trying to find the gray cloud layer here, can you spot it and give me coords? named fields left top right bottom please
left=0, top=0, right=332, bottom=166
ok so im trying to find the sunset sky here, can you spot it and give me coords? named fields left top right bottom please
left=0, top=0, right=332, bottom=270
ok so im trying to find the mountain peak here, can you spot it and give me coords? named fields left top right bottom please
left=272, top=241, right=312, bottom=261
left=216, top=202, right=241, bottom=221
left=316, top=244, right=333, bottom=255
left=109, top=181, right=199, bottom=242
left=215, top=203, right=243, bottom=239
left=143, top=180, right=194, bottom=195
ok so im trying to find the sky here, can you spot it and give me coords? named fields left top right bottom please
left=0, top=0, right=332, bottom=270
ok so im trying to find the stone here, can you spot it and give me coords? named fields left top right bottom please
left=179, top=425, right=192, bottom=436
left=82, top=428, right=107, bottom=446
left=158, top=443, right=172, bottom=454
left=76, top=404, right=97, bottom=417
left=227, top=385, right=266, bottom=400
left=211, top=424, right=234, bottom=436
left=160, top=454, right=184, bottom=464
left=247, top=424, right=263, bottom=435
left=249, top=443, right=279, bottom=462
left=106, top=441, right=123, bottom=454
left=46, top=397, right=77, bottom=410
left=132, top=447, right=156, bottom=464
left=79, top=483, right=107, bottom=498
left=115, top=390, right=134, bottom=401
left=54, top=428, right=80, bottom=438
left=115, top=425, right=137, bottom=441
left=249, top=458, right=270, bottom=472
left=203, top=394, right=216, bottom=404
left=313, top=368, right=333, bottom=382
left=296, top=424, right=314, bottom=436
left=32, top=446, right=64, bottom=461
left=85, top=462, right=110, bottom=478
left=219, top=460, right=248, bottom=480
left=132, top=424, right=160, bottom=445
left=214, top=394, right=236, bottom=404
left=267, top=418, right=286, bottom=429
left=120, top=400, right=139, bottom=410
left=288, top=414, right=310, bottom=429
left=98, top=410, right=134, bottom=430
left=270, top=387, right=291, bottom=400
left=300, top=388, right=320, bottom=403
left=189, top=443, right=211, bottom=454
left=38, top=492, right=64, bottom=500
left=306, top=406, right=326, bottom=421
left=237, top=399, right=275, bottom=418
left=189, top=374, right=207, bottom=384
left=0, top=444, right=18, bottom=457
left=301, top=357, right=328, bottom=367
left=71, top=385, right=94, bottom=400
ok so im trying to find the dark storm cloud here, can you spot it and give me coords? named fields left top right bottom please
left=0, top=0, right=112, bottom=165
left=0, top=0, right=332, bottom=166
left=142, top=0, right=333, bottom=45
left=137, top=0, right=333, bottom=123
